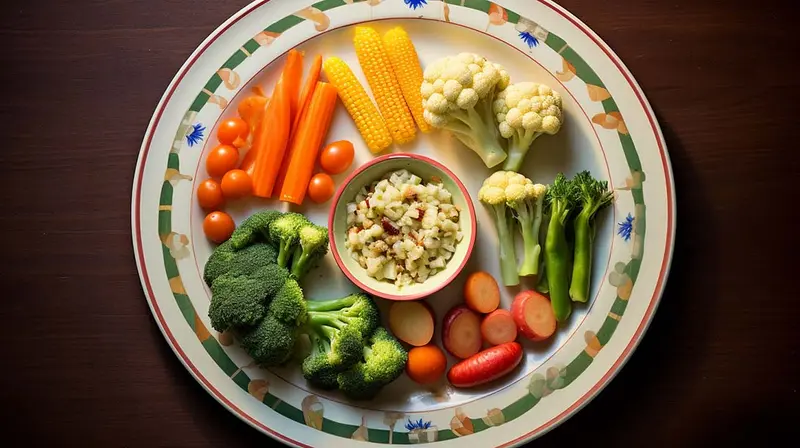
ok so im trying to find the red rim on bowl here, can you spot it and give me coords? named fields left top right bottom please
left=328, top=153, right=477, bottom=301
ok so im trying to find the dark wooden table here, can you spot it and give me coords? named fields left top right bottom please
left=2, top=0, right=797, bottom=445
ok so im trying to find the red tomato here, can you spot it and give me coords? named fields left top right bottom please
left=206, top=144, right=240, bottom=178
left=217, top=117, right=249, bottom=147
left=203, top=211, right=235, bottom=243
left=319, top=140, right=355, bottom=174
left=307, top=173, right=335, bottom=204
left=197, top=178, right=224, bottom=210
left=220, top=169, right=252, bottom=199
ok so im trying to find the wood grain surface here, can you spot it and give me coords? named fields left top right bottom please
left=1, top=0, right=797, bottom=446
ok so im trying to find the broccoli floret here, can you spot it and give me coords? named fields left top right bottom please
left=203, top=242, right=278, bottom=286
left=569, top=171, right=613, bottom=303
left=544, top=173, right=578, bottom=322
left=337, top=328, right=408, bottom=400
left=299, top=293, right=382, bottom=389
left=268, top=212, right=309, bottom=269
left=229, top=210, right=282, bottom=250
left=301, top=344, right=340, bottom=389
left=203, top=240, right=235, bottom=285
left=207, top=264, right=289, bottom=332
left=240, top=315, right=297, bottom=367
left=306, top=293, right=380, bottom=338
left=301, top=326, right=364, bottom=389
left=290, top=223, right=329, bottom=280
left=268, top=278, right=308, bottom=326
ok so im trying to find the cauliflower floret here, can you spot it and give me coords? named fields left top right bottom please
left=494, top=82, right=564, bottom=171
left=420, top=53, right=509, bottom=168
left=478, top=170, right=549, bottom=285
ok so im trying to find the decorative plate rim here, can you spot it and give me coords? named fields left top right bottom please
left=131, top=0, right=676, bottom=446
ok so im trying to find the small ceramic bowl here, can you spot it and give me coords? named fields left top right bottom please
left=328, top=153, right=476, bottom=301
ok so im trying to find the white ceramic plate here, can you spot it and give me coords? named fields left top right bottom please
left=132, top=1, right=675, bottom=446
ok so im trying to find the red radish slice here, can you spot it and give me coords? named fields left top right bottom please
left=511, top=291, right=557, bottom=341
left=464, top=271, right=500, bottom=314
left=442, top=306, right=482, bottom=359
left=447, top=342, right=523, bottom=388
left=389, top=301, right=434, bottom=347
left=481, top=309, right=518, bottom=346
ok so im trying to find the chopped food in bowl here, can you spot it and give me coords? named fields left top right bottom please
left=345, top=169, right=464, bottom=286
left=328, top=153, right=476, bottom=301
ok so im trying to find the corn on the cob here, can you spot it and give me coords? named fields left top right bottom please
left=353, top=26, right=416, bottom=144
left=323, top=56, right=392, bottom=153
left=382, top=27, right=431, bottom=133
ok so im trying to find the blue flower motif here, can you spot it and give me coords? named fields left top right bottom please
left=518, top=31, right=539, bottom=48
left=404, top=0, right=427, bottom=10
left=186, top=123, right=206, bottom=147
left=617, top=213, right=634, bottom=241
left=405, top=418, right=432, bottom=431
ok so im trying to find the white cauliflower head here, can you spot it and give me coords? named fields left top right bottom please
left=479, top=171, right=545, bottom=205
left=494, top=82, right=563, bottom=139
left=421, top=53, right=510, bottom=127
left=493, top=82, right=564, bottom=172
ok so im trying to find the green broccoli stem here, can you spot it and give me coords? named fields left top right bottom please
left=277, top=240, right=293, bottom=268
left=445, top=97, right=507, bottom=168
left=306, top=295, right=357, bottom=312
left=308, top=311, right=354, bottom=330
left=290, top=248, right=312, bottom=280
left=503, top=130, right=541, bottom=172
left=491, top=205, right=519, bottom=286
left=544, top=203, right=572, bottom=322
left=569, top=213, right=595, bottom=303
left=317, top=324, right=339, bottom=341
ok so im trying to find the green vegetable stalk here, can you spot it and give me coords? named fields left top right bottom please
left=544, top=173, right=575, bottom=322
left=569, top=171, right=614, bottom=303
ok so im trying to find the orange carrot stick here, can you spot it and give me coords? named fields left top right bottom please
left=249, top=79, right=291, bottom=198
left=292, top=54, right=322, bottom=134
left=275, top=55, right=323, bottom=194
left=239, top=50, right=301, bottom=178
left=283, top=49, right=304, bottom=123
left=278, top=82, right=338, bottom=204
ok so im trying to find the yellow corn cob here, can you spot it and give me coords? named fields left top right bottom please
left=382, top=27, right=431, bottom=133
left=353, top=26, right=416, bottom=144
left=323, top=56, right=392, bottom=153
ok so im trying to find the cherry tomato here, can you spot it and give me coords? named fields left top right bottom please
left=217, top=117, right=249, bottom=147
left=206, top=144, right=240, bottom=178
left=307, top=173, right=335, bottom=204
left=406, top=344, right=447, bottom=385
left=203, top=211, right=235, bottom=243
left=319, top=140, right=355, bottom=174
left=197, top=178, right=224, bottom=210
left=221, top=169, right=252, bottom=199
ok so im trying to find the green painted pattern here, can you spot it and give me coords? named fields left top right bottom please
left=152, top=0, right=654, bottom=444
